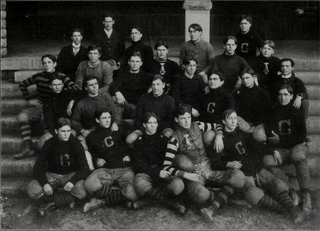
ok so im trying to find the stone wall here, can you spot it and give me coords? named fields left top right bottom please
left=1, top=0, right=7, bottom=57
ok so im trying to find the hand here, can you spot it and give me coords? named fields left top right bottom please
left=63, top=182, right=74, bottom=192
left=214, top=133, right=224, bottom=153
left=293, top=96, right=302, bottom=109
left=81, top=129, right=91, bottom=138
left=184, top=172, right=200, bottom=182
left=28, top=99, right=43, bottom=109
left=97, top=158, right=106, bottom=167
left=226, top=161, right=242, bottom=169
left=43, top=183, right=53, bottom=195
left=147, top=87, right=152, bottom=93
left=199, top=71, right=208, bottom=84
left=204, top=86, right=210, bottom=94
left=191, top=108, right=200, bottom=117
left=159, top=170, right=170, bottom=179
left=123, top=155, right=130, bottom=162
left=111, top=123, right=119, bottom=132
left=235, top=77, right=242, bottom=89
left=267, top=130, right=279, bottom=144
left=115, top=92, right=125, bottom=105
left=67, top=100, right=75, bottom=116
left=116, top=62, right=121, bottom=68
left=273, top=150, right=283, bottom=166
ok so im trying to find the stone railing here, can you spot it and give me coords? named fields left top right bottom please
left=1, top=0, right=7, bottom=57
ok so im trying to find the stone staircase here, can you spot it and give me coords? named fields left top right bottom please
left=1, top=55, right=320, bottom=196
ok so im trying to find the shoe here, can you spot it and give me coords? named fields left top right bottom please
left=14, top=142, right=35, bottom=160
left=301, top=192, right=312, bottom=211
left=69, top=202, right=75, bottom=209
left=83, top=198, right=105, bottom=213
left=38, top=202, right=56, bottom=216
left=200, top=207, right=213, bottom=222
left=289, top=189, right=301, bottom=206
left=125, top=199, right=149, bottom=210
left=165, top=200, right=186, bottom=215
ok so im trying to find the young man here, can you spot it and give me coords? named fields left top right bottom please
left=56, top=28, right=88, bottom=82
left=123, top=26, right=153, bottom=72
left=126, top=75, right=175, bottom=147
left=109, top=52, right=153, bottom=120
left=264, top=84, right=312, bottom=213
left=171, top=55, right=206, bottom=119
left=179, top=23, right=214, bottom=81
left=15, top=54, right=76, bottom=160
left=272, top=58, right=309, bottom=120
left=95, top=13, right=125, bottom=66
left=75, top=45, right=114, bottom=93
left=83, top=109, right=139, bottom=212
left=26, top=118, right=89, bottom=216
left=132, top=112, right=185, bottom=214
left=203, top=36, right=252, bottom=93
left=163, top=104, right=245, bottom=222
left=208, top=109, right=308, bottom=224
left=250, top=40, right=281, bottom=92
left=233, top=68, right=271, bottom=142
left=149, top=41, right=181, bottom=93
left=235, top=15, right=263, bottom=68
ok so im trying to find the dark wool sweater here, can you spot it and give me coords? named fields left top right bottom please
left=170, top=72, right=205, bottom=111
left=233, top=85, right=271, bottom=126
left=199, top=87, right=235, bottom=124
left=132, top=132, right=169, bottom=180
left=149, top=59, right=181, bottom=86
left=56, top=44, right=88, bottom=82
left=265, top=102, right=307, bottom=149
left=19, top=71, right=76, bottom=103
left=135, top=92, right=175, bottom=131
left=207, top=127, right=274, bottom=176
left=86, top=126, right=132, bottom=169
left=109, top=70, right=153, bottom=104
left=33, top=135, right=89, bottom=186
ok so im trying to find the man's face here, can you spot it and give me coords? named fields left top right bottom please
left=241, top=73, right=255, bottom=88
left=50, top=79, right=64, bottom=94
left=130, top=28, right=142, bottom=42
left=97, top=112, right=112, bottom=128
left=278, top=88, right=293, bottom=106
left=189, top=28, right=201, bottom=42
left=223, top=112, right=238, bottom=132
left=224, top=39, right=237, bottom=55
left=42, top=57, right=57, bottom=73
left=88, top=49, right=101, bottom=63
left=55, top=125, right=71, bottom=141
left=71, top=31, right=83, bottom=45
left=260, top=44, right=274, bottom=58
left=281, top=61, right=294, bottom=76
left=128, top=56, right=142, bottom=72
left=143, top=116, right=158, bottom=135
left=85, top=79, right=99, bottom=95
left=175, top=112, right=192, bottom=129
left=156, top=45, right=168, bottom=59
left=240, top=19, right=252, bottom=33
left=208, top=74, right=223, bottom=89
left=152, top=79, right=165, bottom=97
left=185, top=61, right=197, bottom=76
left=102, top=17, right=115, bottom=30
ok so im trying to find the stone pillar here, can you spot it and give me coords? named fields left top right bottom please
left=1, top=0, right=7, bottom=57
left=183, top=0, right=212, bottom=42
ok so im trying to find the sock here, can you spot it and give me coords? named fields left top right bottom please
left=206, top=191, right=215, bottom=204
left=105, top=189, right=126, bottom=206
left=94, top=185, right=112, bottom=199
left=20, top=123, right=32, bottom=142
left=212, top=185, right=234, bottom=208
left=296, top=160, right=310, bottom=191
left=276, top=191, right=296, bottom=211
left=257, top=194, right=284, bottom=212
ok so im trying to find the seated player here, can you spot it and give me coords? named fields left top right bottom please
left=132, top=112, right=186, bottom=214
left=163, top=103, right=245, bottom=222
left=83, top=109, right=139, bottom=212
left=26, top=118, right=90, bottom=216
left=207, top=109, right=308, bottom=224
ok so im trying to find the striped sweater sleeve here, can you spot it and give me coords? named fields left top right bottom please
left=196, top=121, right=223, bottom=134
left=163, top=137, right=185, bottom=178
left=19, top=75, right=37, bottom=101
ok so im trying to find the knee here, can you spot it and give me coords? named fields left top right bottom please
left=166, top=177, right=185, bottom=196
left=38, top=132, right=53, bottom=150
left=17, top=111, right=29, bottom=123
left=162, top=128, right=174, bottom=138
left=244, top=186, right=265, bottom=205
left=173, top=154, right=194, bottom=172
left=71, top=180, right=87, bottom=199
left=228, top=170, right=245, bottom=188
left=203, top=130, right=216, bottom=147
left=123, top=183, right=139, bottom=201
left=26, top=180, right=43, bottom=200
left=126, top=130, right=142, bottom=148
left=273, top=179, right=289, bottom=194
left=263, top=155, right=277, bottom=168
left=290, top=145, right=307, bottom=163
left=188, top=182, right=209, bottom=204
left=134, top=174, right=152, bottom=196
left=252, top=125, right=266, bottom=142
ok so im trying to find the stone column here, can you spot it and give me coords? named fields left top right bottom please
left=183, top=0, right=212, bottom=42
left=1, top=0, right=7, bottom=57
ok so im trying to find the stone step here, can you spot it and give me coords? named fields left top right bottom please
left=1, top=177, right=33, bottom=196
left=1, top=154, right=36, bottom=177
left=1, top=136, right=40, bottom=155
left=308, top=100, right=320, bottom=116
left=1, top=115, right=45, bottom=136
left=1, top=98, right=30, bottom=115
left=295, top=71, right=320, bottom=85
left=14, top=70, right=41, bottom=83
left=306, top=85, right=320, bottom=100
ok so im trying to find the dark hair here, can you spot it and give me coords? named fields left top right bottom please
left=182, top=55, right=197, bottom=65
left=41, top=54, right=57, bottom=64
left=142, top=112, right=158, bottom=124
left=239, top=14, right=252, bottom=24
left=55, top=117, right=71, bottom=129
left=94, top=108, right=112, bottom=120
left=84, top=75, right=99, bottom=87
left=278, top=84, right=294, bottom=95
left=49, top=72, right=65, bottom=84
left=240, top=67, right=256, bottom=77
left=152, top=74, right=165, bottom=83
left=222, top=36, right=237, bottom=45
left=222, top=109, right=237, bottom=121
left=129, top=26, right=143, bottom=35
left=70, top=28, right=84, bottom=37
left=189, top=23, right=202, bottom=32
left=102, top=13, right=115, bottom=21
left=281, top=58, right=295, bottom=67
left=174, top=103, right=192, bottom=118
left=154, top=40, right=169, bottom=50
left=87, top=45, right=102, bottom=55
left=129, top=51, right=142, bottom=60
left=261, top=40, right=275, bottom=49
left=209, top=71, right=225, bottom=81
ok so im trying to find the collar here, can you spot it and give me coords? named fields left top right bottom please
left=104, top=28, right=113, bottom=37
left=88, top=60, right=101, bottom=69
left=72, top=42, right=81, bottom=49
left=155, top=56, right=167, bottom=62
left=131, top=40, right=143, bottom=46
left=282, top=73, right=292, bottom=79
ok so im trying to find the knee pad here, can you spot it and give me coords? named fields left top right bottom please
left=262, top=155, right=276, bottom=167
left=166, top=177, right=184, bottom=195
left=229, top=170, right=245, bottom=188
left=173, top=154, right=194, bottom=172
left=203, top=130, right=215, bottom=147
left=71, top=180, right=87, bottom=199
left=123, top=184, right=139, bottom=201
left=188, top=182, right=209, bottom=204
left=133, top=174, right=152, bottom=196
left=38, top=132, right=53, bottom=150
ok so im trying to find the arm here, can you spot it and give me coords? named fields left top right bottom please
left=163, top=137, right=186, bottom=178
left=103, top=92, right=121, bottom=125
left=179, top=43, right=187, bottom=67
left=33, top=143, right=50, bottom=186
left=100, top=62, right=113, bottom=93
left=19, top=75, right=37, bottom=102
left=71, top=102, right=84, bottom=134
left=42, top=101, right=55, bottom=135
left=75, top=62, right=85, bottom=90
